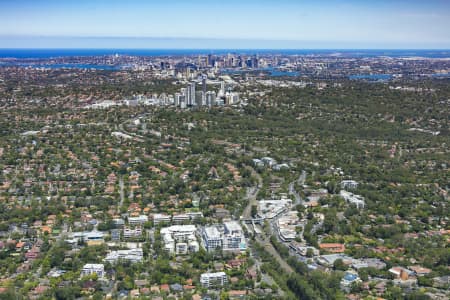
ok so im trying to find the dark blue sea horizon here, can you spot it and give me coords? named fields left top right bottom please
left=0, top=48, right=449, bottom=59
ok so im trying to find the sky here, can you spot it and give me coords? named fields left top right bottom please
left=0, top=0, right=449, bottom=49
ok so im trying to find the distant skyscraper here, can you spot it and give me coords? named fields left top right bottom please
left=218, top=81, right=225, bottom=97
left=187, top=82, right=196, bottom=106
left=186, top=68, right=191, bottom=79
left=252, top=55, right=259, bottom=69
left=202, top=75, right=207, bottom=94
left=207, top=54, right=212, bottom=67
left=201, top=75, right=207, bottom=106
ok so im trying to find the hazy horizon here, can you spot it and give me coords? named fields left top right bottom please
left=1, top=0, right=450, bottom=49
left=1, top=36, right=450, bottom=50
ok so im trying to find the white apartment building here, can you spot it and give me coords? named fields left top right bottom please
left=200, top=272, right=228, bottom=288
left=123, top=226, right=142, bottom=239
left=172, top=213, right=190, bottom=224
left=340, top=190, right=365, bottom=209
left=202, top=226, right=223, bottom=251
left=223, top=221, right=246, bottom=252
left=341, top=180, right=359, bottom=190
left=81, top=264, right=105, bottom=278
left=202, top=221, right=246, bottom=252
left=104, top=248, right=143, bottom=263
left=153, top=213, right=171, bottom=225
left=128, top=215, right=148, bottom=225
left=160, top=225, right=199, bottom=255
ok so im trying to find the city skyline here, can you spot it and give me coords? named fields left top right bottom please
left=1, top=0, right=450, bottom=49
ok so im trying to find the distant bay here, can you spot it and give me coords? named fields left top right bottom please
left=0, top=49, right=449, bottom=59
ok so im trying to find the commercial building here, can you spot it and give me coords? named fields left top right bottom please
left=257, top=198, right=292, bottom=219
left=67, top=231, right=104, bottom=246
left=276, top=211, right=299, bottom=241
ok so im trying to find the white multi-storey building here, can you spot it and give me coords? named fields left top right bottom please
left=223, top=221, right=246, bottom=252
left=341, top=180, right=359, bottom=190
left=123, top=226, right=142, bottom=239
left=172, top=214, right=190, bottom=224
left=160, top=225, right=199, bottom=255
left=128, top=215, right=148, bottom=225
left=153, top=213, right=171, bottom=225
left=340, top=190, right=365, bottom=209
left=200, top=272, right=228, bottom=288
left=81, top=264, right=105, bottom=278
left=202, top=226, right=223, bottom=251
left=104, top=248, right=143, bottom=263
left=202, top=222, right=246, bottom=252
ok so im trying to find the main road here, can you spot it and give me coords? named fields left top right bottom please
left=242, top=165, right=262, bottom=219
left=242, top=165, right=294, bottom=274
left=288, top=170, right=306, bottom=205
